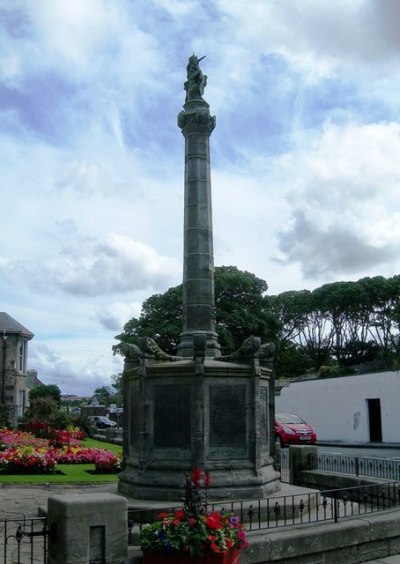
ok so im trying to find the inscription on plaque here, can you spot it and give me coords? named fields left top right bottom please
left=153, top=385, right=191, bottom=449
left=209, top=385, right=246, bottom=449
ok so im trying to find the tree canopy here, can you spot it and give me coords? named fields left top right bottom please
left=114, top=268, right=400, bottom=379
left=29, top=384, right=61, bottom=404
left=113, top=266, right=277, bottom=357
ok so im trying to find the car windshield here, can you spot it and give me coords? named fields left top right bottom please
left=276, top=414, right=305, bottom=424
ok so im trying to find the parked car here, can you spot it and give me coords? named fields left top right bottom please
left=87, top=415, right=117, bottom=429
left=275, top=413, right=317, bottom=446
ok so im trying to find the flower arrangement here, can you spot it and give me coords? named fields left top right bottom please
left=140, top=468, right=249, bottom=561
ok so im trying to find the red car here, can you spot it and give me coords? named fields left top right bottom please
left=275, top=413, right=317, bottom=446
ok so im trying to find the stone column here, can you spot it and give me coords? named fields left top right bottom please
left=177, top=55, right=221, bottom=358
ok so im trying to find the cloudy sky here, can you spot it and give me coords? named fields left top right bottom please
left=1, top=0, right=400, bottom=396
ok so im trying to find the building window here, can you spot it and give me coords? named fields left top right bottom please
left=18, top=389, right=26, bottom=417
left=19, top=339, right=27, bottom=372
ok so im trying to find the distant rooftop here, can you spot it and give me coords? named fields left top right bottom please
left=0, top=312, right=34, bottom=339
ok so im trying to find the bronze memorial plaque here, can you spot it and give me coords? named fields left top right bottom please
left=209, top=384, right=246, bottom=453
left=153, top=384, right=191, bottom=449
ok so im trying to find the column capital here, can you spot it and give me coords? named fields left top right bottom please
left=177, top=105, right=216, bottom=136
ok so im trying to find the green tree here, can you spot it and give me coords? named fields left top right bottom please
left=113, top=266, right=278, bottom=357
left=93, top=386, right=113, bottom=406
left=111, top=373, right=123, bottom=406
left=28, top=384, right=61, bottom=405
left=214, top=266, right=277, bottom=352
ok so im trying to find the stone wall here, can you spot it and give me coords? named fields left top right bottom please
left=125, top=509, right=400, bottom=563
left=241, top=508, right=400, bottom=563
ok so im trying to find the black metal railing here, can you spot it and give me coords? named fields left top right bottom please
left=280, top=449, right=400, bottom=483
left=317, top=453, right=400, bottom=480
left=127, top=480, right=400, bottom=540
left=0, top=516, right=48, bottom=563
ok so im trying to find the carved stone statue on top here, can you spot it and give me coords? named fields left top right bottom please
left=184, top=54, right=207, bottom=102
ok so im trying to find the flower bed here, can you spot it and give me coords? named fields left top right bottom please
left=0, top=429, right=48, bottom=449
left=23, top=423, right=85, bottom=445
left=0, top=445, right=57, bottom=474
left=0, top=429, right=120, bottom=474
left=94, top=450, right=120, bottom=473
left=49, top=428, right=86, bottom=447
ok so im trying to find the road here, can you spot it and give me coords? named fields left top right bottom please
left=317, top=444, right=400, bottom=460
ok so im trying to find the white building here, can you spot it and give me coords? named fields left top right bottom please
left=276, top=371, right=400, bottom=444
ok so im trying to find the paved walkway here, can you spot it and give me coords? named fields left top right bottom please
left=0, top=482, right=118, bottom=520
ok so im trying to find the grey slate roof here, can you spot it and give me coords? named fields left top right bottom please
left=0, top=312, right=34, bottom=339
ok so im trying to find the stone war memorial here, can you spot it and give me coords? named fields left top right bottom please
left=118, top=54, right=280, bottom=501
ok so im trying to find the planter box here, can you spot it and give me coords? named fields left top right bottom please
left=143, top=548, right=241, bottom=563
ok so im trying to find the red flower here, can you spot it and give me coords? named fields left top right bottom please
left=206, top=512, right=222, bottom=530
left=158, top=512, right=168, bottom=519
left=174, top=509, right=184, bottom=520
left=191, top=466, right=202, bottom=488
left=204, top=471, right=211, bottom=487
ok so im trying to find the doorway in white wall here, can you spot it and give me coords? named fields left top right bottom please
left=367, top=398, right=382, bottom=442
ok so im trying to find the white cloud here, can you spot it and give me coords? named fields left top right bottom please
left=29, top=341, right=123, bottom=396
left=1, top=0, right=400, bottom=393
left=274, top=121, right=400, bottom=279
left=96, top=302, right=142, bottom=331
left=0, top=232, right=181, bottom=297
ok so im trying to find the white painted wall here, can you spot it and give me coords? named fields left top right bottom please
left=275, top=371, right=400, bottom=443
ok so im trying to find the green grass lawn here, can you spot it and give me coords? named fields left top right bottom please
left=0, top=439, right=123, bottom=484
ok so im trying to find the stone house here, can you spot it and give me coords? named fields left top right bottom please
left=0, top=312, right=34, bottom=425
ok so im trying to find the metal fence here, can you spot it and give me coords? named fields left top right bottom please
left=279, top=449, right=400, bottom=484
left=0, top=516, right=48, bottom=563
left=317, top=452, right=400, bottom=480
left=127, top=480, right=400, bottom=539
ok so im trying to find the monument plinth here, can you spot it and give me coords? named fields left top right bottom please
left=118, top=55, right=280, bottom=501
